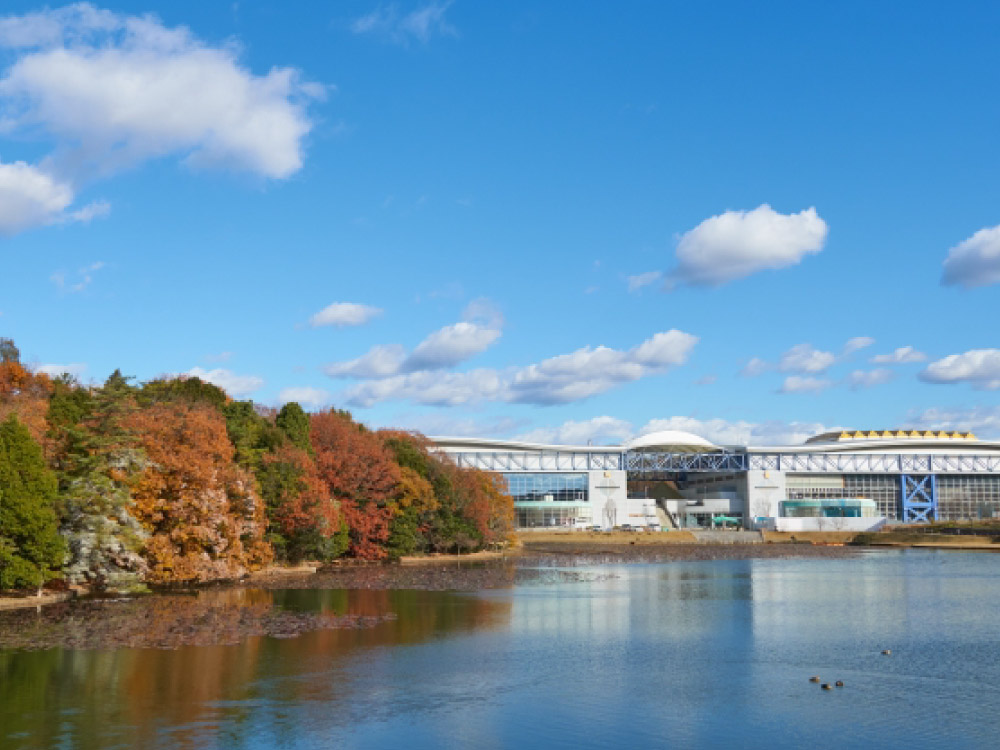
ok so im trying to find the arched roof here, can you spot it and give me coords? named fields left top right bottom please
left=626, top=430, right=718, bottom=453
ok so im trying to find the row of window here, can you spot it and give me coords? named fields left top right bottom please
left=503, top=473, right=588, bottom=504
left=786, top=474, right=1000, bottom=520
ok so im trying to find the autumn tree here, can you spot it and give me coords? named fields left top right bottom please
left=311, top=410, right=400, bottom=560
left=0, top=341, right=54, bottom=449
left=0, top=416, right=65, bottom=591
left=259, top=442, right=347, bottom=562
left=126, top=402, right=271, bottom=583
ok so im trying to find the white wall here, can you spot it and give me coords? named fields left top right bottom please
left=745, top=469, right=786, bottom=521
left=590, top=470, right=628, bottom=527
left=774, top=517, right=886, bottom=532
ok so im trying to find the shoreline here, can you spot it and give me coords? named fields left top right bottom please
left=3, top=535, right=997, bottom=613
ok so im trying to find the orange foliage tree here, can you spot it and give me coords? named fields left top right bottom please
left=310, top=410, right=400, bottom=560
left=0, top=357, right=53, bottom=451
left=126, top=402, right=271, bottom=583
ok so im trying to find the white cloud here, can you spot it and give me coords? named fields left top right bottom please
left=326, top=300, right=503, bottom=377
left=0, top=159, right=74, bottom=234
left=920, top=349, right=1000, bottom=390
left=309, top=302, right=383, bottom=328
left=342, top=368, right=505, bottom=407
left=36, top=362, right=86, bottom=378
left=941, top=225, right=1000, bottom=288
left=845, top=368, right=894, bottom=390
left=842, top=336, right=875, bottom=355
left=403, top=321, right=501, bottom=371
left=637, top=416, right=835, bottom=447
left=186, top=366, right=263, bottom=397
left=0, top=5, right=320, bottom=180
left=278, top=386, right=330, bottom=409
left=51, top=260, right=105, bottom=292
left=871, top=346, right=927, bottom=365
left=517, top=416, right=634, bottom=446
left=338, top=329, right=698, bottom=407
left=779, top=343, right=837, bottom=374
left=0, top=3, right=319, bottom=236
left=905, top=405, right=1000, bottom=439
left=741, top=357, right=769, bottom=377
left=694, top=374, right=717, bottom=385
left=351, top=1, right=457, bottom=45
left=667, top=204, right=827, bottom=287
left=507, top=330, right=697, bottom=405
left=68, top=199, right=110, bottom=223
left=778, top=375, right=833, bottom=394
left=204, top=350, right=233, bottom=363
left=627, top=270, right=662, bottom=292
left=324, top=344, right=405, bottom=379
left=389, top=413, right=527, bottom=438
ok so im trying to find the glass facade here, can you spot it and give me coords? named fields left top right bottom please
left=785, top=474, right=1000, bottom=521
left=937, top=475, right=1000, bottom=520
left=503, top=473, right=590, bottom=528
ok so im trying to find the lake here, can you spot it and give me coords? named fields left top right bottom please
left=2, top=549, right=999, bottom=749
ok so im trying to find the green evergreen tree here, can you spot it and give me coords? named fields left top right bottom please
left=276, top=402, right=312, bottom=454
left=0, top=416, right=65, bottom=591
left=51, top=374, right=149, bottom=592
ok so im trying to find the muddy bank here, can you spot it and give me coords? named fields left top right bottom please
left=518, top=540, right=863, bottom=563
left=0, top=589, right=393, bottom=652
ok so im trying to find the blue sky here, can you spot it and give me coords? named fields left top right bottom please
left=2, top=1, right=1000, bottom=445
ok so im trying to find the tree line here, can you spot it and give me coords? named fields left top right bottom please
left=0, top=339, right=514, bottom=593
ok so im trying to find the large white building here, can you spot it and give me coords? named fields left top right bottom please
left=432, top=429, right=1000, bottom=530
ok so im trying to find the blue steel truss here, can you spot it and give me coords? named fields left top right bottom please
left=900, top=474, right=938, bottom=523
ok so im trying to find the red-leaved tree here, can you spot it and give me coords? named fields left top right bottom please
left=310, top=410, right=400, bottom=560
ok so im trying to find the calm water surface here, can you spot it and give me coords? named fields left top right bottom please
left=2, top=550, right=999, bottom=749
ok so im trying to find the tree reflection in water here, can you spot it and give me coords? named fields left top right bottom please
left=0, top=587, right=512, bottom=749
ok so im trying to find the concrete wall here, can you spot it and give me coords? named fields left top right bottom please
left=590, top=470, right=628, bottom=527
left=774, top=517, right=886, bottom=532
left=745, top=469, right=786, bottom=522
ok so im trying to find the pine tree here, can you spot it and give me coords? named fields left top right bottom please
left=0, top=415, right=65, bottom=591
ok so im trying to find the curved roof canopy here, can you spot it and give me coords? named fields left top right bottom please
left=626, top=430, right=718, bottom=453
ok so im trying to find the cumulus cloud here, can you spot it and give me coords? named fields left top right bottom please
left=351, top=1, right=457, bottom=45
left=309, top=302, right=383, bottom=328
left=905, top=405, right=1000, bottom=439
left=36, top=362, right=86, bottom=378
left=517, top=416, right=634, bottom=446
left=746, top=337, right=870, bottom=380
left=871, top=346, right=927, bottom=365
left=0, top=3, right=319, bottom=235
left=0, top=159, right=78, bottom=234
left=920, top=349, right=1000, bottom=390
left=637, top=416, right=836, bottom=447
left=779, top=344, right=837, bottom=374
left=778, top=375, right=833, bottom=394
left=403, top=321, right=501, bottom=371
left=667, top=204, right=827, bottom=287
left=845, top=368, right=894, bottom=390
left=338, top=329, right=698, bottom=407
left=741, top=357, right=770, bottom=377
left=186, top=366, right=263, bottom=397
left=941, top=225, right=1000, bottom=288
left=324, top=344, right=406, bottom=379
left=326, top=299, right=503, bottom=378
left=342, top=368, right=504, bottom=408
left=627, top=270, right=662, bottom=292
left=842, top=336, right=875, bottom=355
left=506, top=330, right=697, bottom=405
left=389, top=413, right=528, bottom=439
left=278, top=386, right=330, bottom=409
